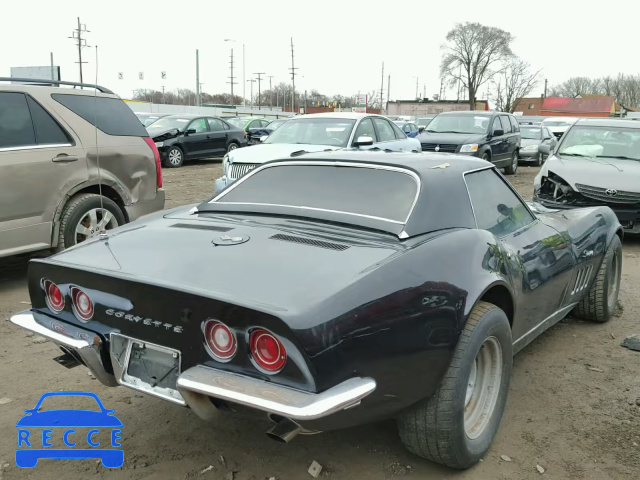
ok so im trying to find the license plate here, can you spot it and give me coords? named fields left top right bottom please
left=109, top=334, right=184, bottom=405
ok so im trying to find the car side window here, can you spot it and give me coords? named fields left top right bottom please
left=0, top=92, right=36, bottom=148
left=508, top=116, right=520, bottom=132
left=353, top=118, right=377, bottom=143
left=188, top=118, right=208, bottom=133
left=373, top=118, right=396, bottom=142
left=26, top=96, right=72, bottom=145
left=544, top=128, right=553, bottom=139
left=491, top=117, right=502, bottom=135
left=207, top=118, right=225, bottom=132
left=500, top=116, right=512, bottom=133
left=390, top=121, right=406, bottom=139
left=465, top=168, right=535, bottom=236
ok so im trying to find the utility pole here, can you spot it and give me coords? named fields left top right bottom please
left=289, top=38, right=298, bottom=113
left=544, top=78, right=548, bottom=98
left=195, top=49, right=200, bottom=106
left=228, top=48, right=237, bottom=99
left=387, top=75, right=391, bottom=104
left=161, top=86, right=165, bottom=104
left=247, top=79, right=256, bottom=107
left=50, top=52, right=55, bottom=82
left=267, top=75, right=274, bottom=107
left=380, top=62, right=384, bottom=114
left=415, top=77, right=419, bottom=99
left=254, top=72, right=265, bottom=110
left=424, top=84, right=426, bottom=100
left=68, top=18, right=89, bottom=83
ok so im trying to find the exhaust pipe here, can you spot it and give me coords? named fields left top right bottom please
left=265, top=417, right=302, bottom=443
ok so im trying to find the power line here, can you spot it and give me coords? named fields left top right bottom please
left=289, top=38, right=298, bottom=113
left=380, top=62, right=384, bottom=113
left=68, top=17, right=90, bottom=83
left=254, top=72, right=266, bottom=110
left=227, top=48, right=237, bottom=99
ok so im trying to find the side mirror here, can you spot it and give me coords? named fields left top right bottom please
left=492, top=129, right=504, bottom=137
left=259, top=135, right=269, bottom=143
left=353, top=136, right=374, bottom=147
left=538, top=144, right=551, bottom=155
left=418, top=126, right=425, bottom=133
left=184, top=128, right=196, bottom=136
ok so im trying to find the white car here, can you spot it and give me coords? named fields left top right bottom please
left=541, top=117, right=578, bottom=140
left=214, top=112, right=421, bottom=192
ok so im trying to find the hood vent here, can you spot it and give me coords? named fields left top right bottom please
left=171, top=223, right=233, bottom=232
left=269, top=234, right=349, bottom=251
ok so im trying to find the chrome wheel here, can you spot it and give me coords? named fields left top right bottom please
left=227, top=143, right=238, bottom=152
left=607, top=250, right=620, bottom=307
left=168, top=148, right=182, bottom=166
left=464, top=336, right=503, bottom=440
left=512, top=152, right=518, bottom=172
left=75, top=208, right=119, bottom=243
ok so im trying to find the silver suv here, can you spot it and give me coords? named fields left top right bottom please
left=0, top=78, right=165, bottom=258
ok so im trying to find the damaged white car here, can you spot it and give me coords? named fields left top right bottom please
left=534, top=118, right=640, bottom=233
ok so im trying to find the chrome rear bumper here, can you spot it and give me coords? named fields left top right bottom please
left=10, top=311, right=376, bottom=422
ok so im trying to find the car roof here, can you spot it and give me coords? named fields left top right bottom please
left=574, top=118, right=640, bottom=128
left=292, top=112, right=384, bottom=120
left=438, top=110, right=494, bottom=116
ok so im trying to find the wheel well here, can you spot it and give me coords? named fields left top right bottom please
left=481, top=149, right=491, bottom=160
left=479, top=285, right=514, bottom=327
left=70, top=185, right=128, bottom=221
left=615, top=228, right=623, bottom=243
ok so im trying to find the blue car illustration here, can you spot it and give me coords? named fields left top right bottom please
left=16, top=391, right=123, bottom=468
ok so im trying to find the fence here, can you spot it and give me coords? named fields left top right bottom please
left=124, top=101, right=290, bottom=119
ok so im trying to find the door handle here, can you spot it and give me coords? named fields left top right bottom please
left=206, top=135, right=211, bottom=139
left=52, top=154, right=79, bottom=163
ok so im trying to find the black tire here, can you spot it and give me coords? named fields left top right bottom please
left=504, top=150, right=518, bottom=175
left=227, top=141, right=240, bottom=153
left=398, top=301, right=512, bottom=469
left=56, top=194, right=126, bottom=252
left=164, top=146, right=184, bottom=168
left=534, top=152, right=543, bottom=167
left=573, top=235, right=622, bottom=323
left=481, top=152, right=491, bottom=163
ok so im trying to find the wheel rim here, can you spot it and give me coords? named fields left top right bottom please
left=168, top=148, right=182, bottom=166
left=607, top=250, right=620, bottom=307
left=75, top=208, right=119, bottom=244
left=464, top=336, right=503, bottom=440
left=512, top=152, right=518, bottom=171
left=228, top=143, right=238, bottom=151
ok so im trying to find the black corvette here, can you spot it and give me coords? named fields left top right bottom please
left=11, top=151, right=622, bottom=469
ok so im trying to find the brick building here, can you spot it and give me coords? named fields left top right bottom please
left=386, top=99, right=489, bottom=117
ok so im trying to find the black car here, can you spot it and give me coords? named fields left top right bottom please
left=418, top=111, right=522, bottom=174
left=147, top=114, right=247, bottom=168
left=246, top=118, right=288, bottom=145
left=10, top=150, right=622, bottom=470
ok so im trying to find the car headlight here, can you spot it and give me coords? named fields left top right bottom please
left=459, top=144, right=478, bottom=153
left=155, top=141, right=164, bottom=148
left=523, top=144, right=539, bottom=151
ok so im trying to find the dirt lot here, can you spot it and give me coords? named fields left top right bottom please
left=1, top=161, right=639, bottom=480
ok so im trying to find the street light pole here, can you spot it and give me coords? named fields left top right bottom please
left=254, top=72, right=265, bottom=110
left=225, top=39, right=246, bottom=106
left=247, top=79, right=256, bottom=108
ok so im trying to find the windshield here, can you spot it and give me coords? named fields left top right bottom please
left=268, top=119, right=286, bottom=130
left=264, top=118, right=356, bottom=147
left=211, top=164, right=418, bottom=223
left=416, top=117, right=433, bottom=127
left=226, top=117, right=248, bottom=128
left=558, top=126, right=640, bottom=160
left=521, top=127, right=542, bottom=140
left=543, top=121, right=572, bottom=127
left=146, top=116, right=192, bottom=132
left=144, top=116, right=164, bottom=127
left=426, top=114, right=490, bottom=134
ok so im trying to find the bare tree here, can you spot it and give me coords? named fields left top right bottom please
left=441, top=22, right=513, bottom=110
left=492, top=57, right=540, bottom=112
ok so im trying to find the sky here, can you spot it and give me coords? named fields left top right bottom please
left=2, top=0, right=639, bottom=103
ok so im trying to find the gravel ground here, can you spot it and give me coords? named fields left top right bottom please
left=1, top=160, right=639, bottom=479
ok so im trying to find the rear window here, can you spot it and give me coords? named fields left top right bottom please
left=215, top=164, right=418, bottom=223
left=52, top=94, right=148, bottom=137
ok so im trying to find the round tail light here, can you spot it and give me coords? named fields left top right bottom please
left=203, top=320, right=237, bottom=362
left=249, top=328, right=287, bottom=374
left=43, top=279, right=65, bottom=313
left=70, top=287, right=94, bottom=322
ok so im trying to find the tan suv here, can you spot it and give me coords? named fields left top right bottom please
left=0, top=78, right=165, bottom=258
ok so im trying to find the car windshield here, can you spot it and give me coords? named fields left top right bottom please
left=143, top=116, right=164, bottom=127
left=268, top=119, right=286, bottom=130
left=416, top=118, right=433, bottom=126
left=426, top=114, right=490, bottom=134
left=226, top=117, right=249, bottom=128
left=544, top=121, right=572, bottom=127
left=264, top=118, right=356, bottom=147
left=558, top=126, right=640, bottom=161
left=208, top=164, right=418, bottom=223
left=35, top=394, right=102, bottom=412
left=146, top=117, right=192, bottom=132
left=521, top=127, right=542, bottom=139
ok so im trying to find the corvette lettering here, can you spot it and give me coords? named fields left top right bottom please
left=105, top=309, right=183, bottom=333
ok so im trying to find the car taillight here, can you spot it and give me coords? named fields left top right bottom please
left=43, top=279, right=64, bottom=313
left=70, top=286, right=94, bottom=322
left=249, top=328, right=286, bottom=374
left=143, top=137, right=163, bottom=189
left=203, top=320, right=237, bottom=361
